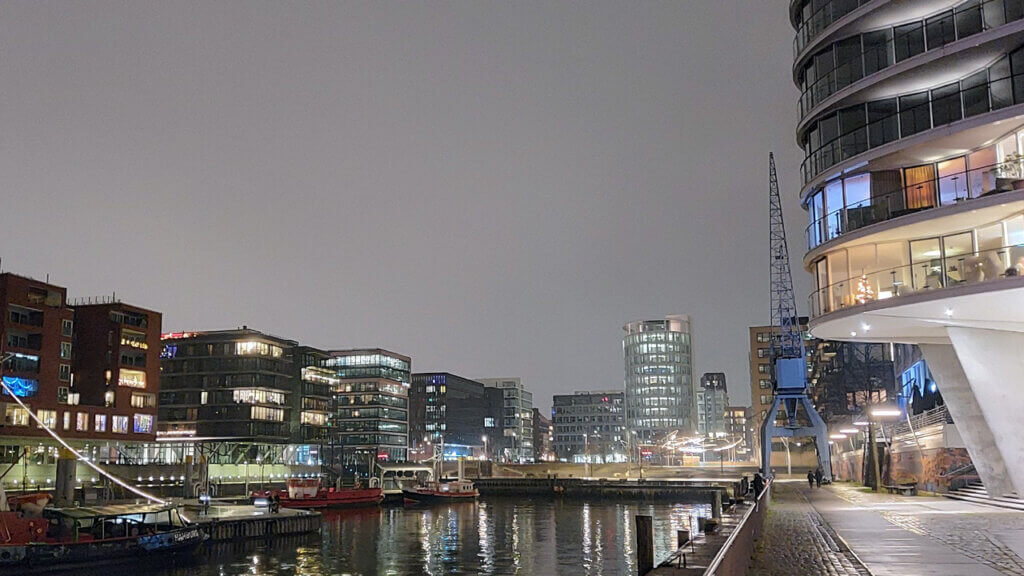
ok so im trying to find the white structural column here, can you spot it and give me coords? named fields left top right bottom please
left=919, top=343, right=1014, bottom=497
left=945, top=327, right=1024, bottom=496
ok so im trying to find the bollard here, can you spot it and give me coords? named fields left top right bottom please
left=713, top=490, right=722, bottom=521
left=636, top=515, right=653, bottom=576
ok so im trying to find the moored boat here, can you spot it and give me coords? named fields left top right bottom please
left=402, top=479, right=478, bottom=503
left=0, top=502, right=207, bottom=573
left=251, top=477, right=383, bottom=509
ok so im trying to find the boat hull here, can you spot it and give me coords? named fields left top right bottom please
left=271, top=488, right=385, bottom=509
left=0, top=525, right=207, bottom=573
left=401, top=489, right=479, bottom=504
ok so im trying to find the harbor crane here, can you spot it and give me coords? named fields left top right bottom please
left=760, top=153, right=832, bottom=481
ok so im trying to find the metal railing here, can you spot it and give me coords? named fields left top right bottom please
left=800, top=65, right=1024, bottom=186
left=798, top=0, right=1019, bottom=118
left=809, top=243, right=1024, bottom=317
left=804, top=157, right=1016, bottom=250
left=701, top=480, right=771, bottom=576
left=793, top=0, right=873, bottom=58
left=888, top=404, right=952, bottom=437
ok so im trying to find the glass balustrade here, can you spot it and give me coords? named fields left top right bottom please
left=809, top=243, right=1024, bottom=317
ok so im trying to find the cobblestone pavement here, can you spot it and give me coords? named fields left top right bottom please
left=750, top=483, right=871, bottom=576
left=830, top=483, right=1024, bottom=576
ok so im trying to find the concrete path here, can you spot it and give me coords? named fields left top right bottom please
left=755, top=480, right=1024, bottom=575
left=818, top=482, right=1024, bottom=576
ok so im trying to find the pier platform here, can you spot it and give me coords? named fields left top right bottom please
left=183, top=501, right=320, bottom=541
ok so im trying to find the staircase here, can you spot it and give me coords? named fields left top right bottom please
left=945, top=481, right=1024, bottom=511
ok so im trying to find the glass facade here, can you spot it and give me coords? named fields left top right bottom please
left=623, top=315, right=694, bottom=444
left=330, top=349, right=410, bottom=470
left=552, top=392, right=625, bottom=463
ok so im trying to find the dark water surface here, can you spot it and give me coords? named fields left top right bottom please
left=134, top=496, right=710, bottom=576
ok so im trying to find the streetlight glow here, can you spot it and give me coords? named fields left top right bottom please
left=870, top=408, right=901, bottom=417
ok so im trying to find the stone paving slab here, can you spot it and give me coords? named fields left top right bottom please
left=750, top=482, right=871, bottom=576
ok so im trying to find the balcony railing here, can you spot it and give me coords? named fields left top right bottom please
left=887, top=404, right=953, bottom=437
left=801, top=64, right=1024, bottom=186
left=793, top=0, right=872, bottom=58
left=805, top=157, right=1018, bottom=250
left=809, top=243, right=1024, bottom=317
left=799, top=0, right=1018, bottom=119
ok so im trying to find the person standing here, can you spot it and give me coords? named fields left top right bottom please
left=814, top=468, right=823, bottom=488
left=752, top=472, right=765, bottom=498
left=807, top=470, right=815, bottom=489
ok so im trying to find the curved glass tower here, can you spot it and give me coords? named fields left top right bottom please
left=790, top=0, right=1024, bottom=497
left=622, top=314, right=694, bottom=445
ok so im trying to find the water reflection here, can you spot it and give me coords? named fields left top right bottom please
left=130, top=497, right=709, bottom=576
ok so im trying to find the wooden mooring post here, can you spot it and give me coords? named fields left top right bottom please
left=636, top=514, right=653, bottom=575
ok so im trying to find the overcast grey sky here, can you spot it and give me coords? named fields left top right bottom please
left=0, top=1, right=806, bottom=412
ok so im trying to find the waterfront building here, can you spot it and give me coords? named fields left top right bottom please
left=409, top=372, right=497, bottom=459
left=724, top=405, right=753, bottom=461
left=789, top=0, right=1024, bottom=497
left=477, top=378, right=533, bottom=462
left=623, top=315, right=695, bottom=444
left=291, top=346, right=335, bottom=444
left=532, top=407, right=553, bottom=461
left=158, top=328, right=298, bottom=442
left=552, top=391, right=626, bottom=463
left=696, top=372, right=729, bottom=437
left=328, top=349, right=411, bottom=466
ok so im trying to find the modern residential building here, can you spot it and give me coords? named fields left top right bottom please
left=552, top=391, right=626, bottom=463
left=291, top=346, right=335, bottom=444
left=724, top=405, right=753, bottom=461
left=0, top=275, right=163, bottom=443
left=158, top=328, right=298, bottom=442
left=71, top=300, right=162, bottom=441
left=696, top=372, right=729, bottom=437
left=623, top=314, right=695, bottom=444
left=477, top=378, right=533, bottom=462
left=409, top=372, right=498, bottom=459
left=328, top=349, right=411, bottom=467
left=532, top=407, right=553, bottom=462
left=789, top=0, right=1024, bottom=497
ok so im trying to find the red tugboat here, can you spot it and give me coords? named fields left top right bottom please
left=251, top=477, right=383, bottom=509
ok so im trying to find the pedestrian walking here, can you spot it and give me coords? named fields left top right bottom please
left=752, top=472, right=765, bottom=498
left=807, top=470, right=815, bottom=489
left=814, top=468, right=823, bottom=488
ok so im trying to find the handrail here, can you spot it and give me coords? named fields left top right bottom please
left=798, top=0, right=1014, bottom=118
left=804, top=156, right=1013, bottom=250
left=940, top=461, right=976, bottom=478
left=800, top=66, right=1024, bottom=186
left=809, top=242, right=1024, bottom=317
left=793, top=0, right=872, bottom=58
left=702, top=479, right=771, bottom=576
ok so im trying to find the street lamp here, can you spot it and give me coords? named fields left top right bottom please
left=866, top=404, right=901, bottom=491
left=482, top=435, right=488, bottom=461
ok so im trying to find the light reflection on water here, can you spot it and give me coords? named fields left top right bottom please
left=134, top=497, right=710, bottom=576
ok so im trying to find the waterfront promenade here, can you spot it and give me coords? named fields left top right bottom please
left=753, top=480, right=1024, bottom=576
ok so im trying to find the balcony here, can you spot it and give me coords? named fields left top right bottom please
left=805, top=157, right=1022, bottom=250
left=798, top=0, right=1022, bottom=120
left=793, top=0, right=876, bottom=59
left=809, top=242, right=1024, bottom=317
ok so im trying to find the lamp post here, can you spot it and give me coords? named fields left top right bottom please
left=867, top=406, right=900, bottom=491
left=482, top=435, right=488, bottom=461
left=583, top=433, right=591, bottom=477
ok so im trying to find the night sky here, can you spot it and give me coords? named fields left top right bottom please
left=0, top=2, right=807, bottom=411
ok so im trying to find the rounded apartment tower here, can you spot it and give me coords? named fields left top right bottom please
left=622, top=315, right=694, bottom=447
left=790, top=0, right=1024, bottom=497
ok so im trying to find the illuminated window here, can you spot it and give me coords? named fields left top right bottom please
left=232, top=388, right=285, bottom=405
left=63, top=411, right=71, bottom=430
left=76, top=412, right=89, bottom=431
left=200, top=391, right=208, bottom=405
left=104, top=390, right=115, bottom=407
left=112, top=415, right=129, bottom=434
left=94, top=414, right=107, bottom=432
left=131, top=393, right=156, bottom=408
left=133, top=414, right=154, bottom=434
left=250, top=406, right=284, bottom=422
left=118, top=369, right=146, bottom=388
left=37, top=409, right=57, bottom=429
left=120, top=329, right=148, bottom=350
left=235, top=341, right=283, bottom=357
left=301, top=411, right=328, bottom=426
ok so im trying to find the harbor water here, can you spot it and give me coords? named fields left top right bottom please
left=128, top=496, right=710, bottom=576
